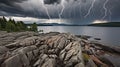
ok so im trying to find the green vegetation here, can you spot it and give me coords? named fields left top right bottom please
left=29, top=22, right=38, bottom=32
left=0, top=16, right=38, bottom=32
left=82, top=53, right=90, bottom=62
left=88, top=22, right=120, bottom=27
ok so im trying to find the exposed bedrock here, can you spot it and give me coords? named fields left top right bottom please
left=0, top=31, right=84, bottom=67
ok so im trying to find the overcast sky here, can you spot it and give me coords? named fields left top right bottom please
left=0, top=0, right=120, bottom=24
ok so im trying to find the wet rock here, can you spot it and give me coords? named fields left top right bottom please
left=100, top=54, right=120, bottom=67
left=94, top=38, right=101, bottom=40
left=92, top=42, right=120, bottom=54
left=85, top=59, right=97, bottom=67
left=76, top=35, right=91, bottom=40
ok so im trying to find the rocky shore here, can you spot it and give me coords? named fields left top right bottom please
left=0, top=31, right=120, bottom=67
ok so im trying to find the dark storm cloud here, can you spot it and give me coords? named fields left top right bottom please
left=44, top=0, right=61, bottom=4
left=43, top=0, right=79, bottom=4
left=0, top=0, right=26, bottom=3
left=0, top=0, right=47, bottom=19
left=0, top=0, right=120, bottom=23
left=0, top=0, right=28, bottom=16
left=0, top=0, right=54, bottom=19
left=0, top=0, right=27, bottom=5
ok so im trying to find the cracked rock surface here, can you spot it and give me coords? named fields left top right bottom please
left=0, top=31, right=84, bottom=67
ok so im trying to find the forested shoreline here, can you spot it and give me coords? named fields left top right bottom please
left=0, top=16, right=38, bottom=32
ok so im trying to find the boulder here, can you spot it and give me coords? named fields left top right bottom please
left=41, top=58, right=56, bottom=67
left=1, top=54, right=22, bottom=67
left=0, top=46, right=9, bottom=55
left=17, top=46, right=37, bottom=54
left=19, top=36, right=39, bottom=46
left=18, top=52, right=30, bottom=67
left=100, top=54, right=120, bottom=67
left=92, top=42, right=120, bottom=54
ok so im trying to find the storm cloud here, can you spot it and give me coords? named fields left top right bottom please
left=44, top=0, right=61, bottom=4
left=0, top=0, right=28, bottom=16
left=0, top=0, right=27, bottom=5
left=0, top=0, right=120, bottom=24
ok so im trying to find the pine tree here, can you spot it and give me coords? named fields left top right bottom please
left=3, top=16, right=7, bottom=22
left=0, top=23, right=1, bottom=30
left=30, top=22, right=38, bottom=32
left=6, top=21, right=11, bottom=32
left=0, top=16, right=7, bottom=30
left=5, top=21, right=17, bottom=32
left=16, top=21, right=27, bottom=31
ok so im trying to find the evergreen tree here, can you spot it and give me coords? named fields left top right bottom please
left=0, top=18, right=2, bottom=30
left=30, top=22, right=38, bottom=32
left=3, top=16, right=7, bottom=22
left=5, top=21, right=16, bottom=32
left=16, top=21, right=27, bottom=31
left=0, top=23, right=1, bottom=30
left=11, top=19, right=16, bottom=25
left=6, top=21, right=12, bottom=32
left=0, top=16, right=7, bottom=29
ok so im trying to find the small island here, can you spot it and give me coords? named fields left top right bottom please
left=88, top=22, right=120, bottom=27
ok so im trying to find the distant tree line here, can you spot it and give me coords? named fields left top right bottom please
left=0, top=16, right=38, bottom=32
left=88, top=22, right=120, bottom=27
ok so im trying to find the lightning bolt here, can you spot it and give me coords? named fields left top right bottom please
left=59, top=0, right=65, bottom=20
left=102, top=0, right=109, bottom=20
left=84, top=0, right=96, bottom=18
left=43, top=5, right=51, bottom=19
left=108, top=6, right=114, bottom=21
left=78, top=0, right=82, bottom=18
left=41, top=0, right=51, bottom=19
left=109, top=9, right=111, bottom=21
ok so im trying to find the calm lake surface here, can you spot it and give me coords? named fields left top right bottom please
left=38, top=26, right=120, bottom=46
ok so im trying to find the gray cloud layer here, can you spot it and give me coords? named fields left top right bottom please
left=44, top=0, right=61, bottom=4
left=0, top=0, right=27, bottom=5
left=0, top=0, right=120, bottom=23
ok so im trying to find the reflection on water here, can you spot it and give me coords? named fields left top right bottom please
left=38, top=26, right=120, bottom=46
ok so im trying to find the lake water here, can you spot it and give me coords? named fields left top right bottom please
left=38, top=26, right=120, bottom=46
